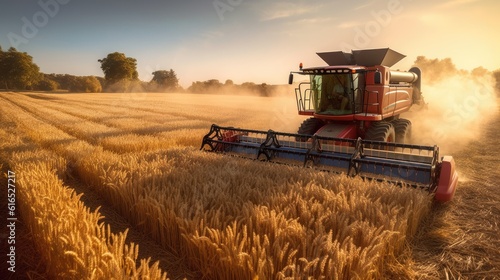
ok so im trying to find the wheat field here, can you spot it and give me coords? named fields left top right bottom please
left=0, top=92, right=433, bottom=279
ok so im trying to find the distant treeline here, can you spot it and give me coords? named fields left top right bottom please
left=38, top=74, right=103, bottom=92
left=0, top=47, right=288, bottom=95
left=187, top=79, right=292, bottom=96
left=0, top=47, right=101, bottom=92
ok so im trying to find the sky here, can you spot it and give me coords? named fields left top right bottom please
left=0, top=0, right=499, bottom=87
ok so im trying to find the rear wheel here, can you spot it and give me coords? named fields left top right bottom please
left=391, top=119, right=412, bottom=144
left=296, top=118, right=324, bottom=141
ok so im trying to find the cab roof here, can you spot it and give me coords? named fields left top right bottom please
left=301, top=65, right=365, bottom=74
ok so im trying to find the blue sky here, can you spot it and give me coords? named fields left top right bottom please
left=1, top=0, right=498, bottom=87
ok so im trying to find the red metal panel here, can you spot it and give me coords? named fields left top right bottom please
left=298, top=111, right=314, bottom=116
left=314, top=123, right=357, bottom=138
left=435, top=156, right=459, bottom=202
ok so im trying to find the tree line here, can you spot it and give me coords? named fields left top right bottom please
left=0, top=47, right=182, bottom=93
left=188, top=79, right=284, bottom=97
left=0, top=46, right=103, bottom=92
left=0, top=47, right=279, bottom=95
left=0, top=46, right=286, bottom=96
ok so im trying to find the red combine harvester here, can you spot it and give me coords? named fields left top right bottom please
left=201, top=48, right=458, bottom=202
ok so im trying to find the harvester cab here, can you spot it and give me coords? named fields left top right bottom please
left=201, top=48, right=458, bottom=202
left=289, top=48, right=423, bottom=133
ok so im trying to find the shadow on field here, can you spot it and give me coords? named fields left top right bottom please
left=64, top=169, right=197, bottom=280
left=0, top=162, right=48, bottom=279
left=25, top=93, right=61, bottom=101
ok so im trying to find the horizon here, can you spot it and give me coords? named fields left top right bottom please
left=1, top=0, right=498, bottom=87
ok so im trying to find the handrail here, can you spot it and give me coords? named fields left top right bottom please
left=295, top=82, right=313, bottom=112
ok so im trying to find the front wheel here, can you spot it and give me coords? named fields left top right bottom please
left=365, top=122, right=396, bottom=149
left=296, top=118, right=324, bottom=141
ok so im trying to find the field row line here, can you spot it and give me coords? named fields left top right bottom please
left=35, top=97, right=208, bottom=139
left=1, top=94, right=202, bottom=276
left=1, top=93, right=203, bottom=153
left=42, top=92, right=276, bottom=129
left=1, top=95, right=214, bottom=276
left=0, top=105, right=169, bottom=279
left=30, top=92, right=232, bottom=124
left=28, top=93, right=189, bottom=126
left=1, top=93, right=119, bottom=145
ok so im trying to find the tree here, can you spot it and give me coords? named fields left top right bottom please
left=150, top=69, right=179, bottom=92
left=0, top=47, right=40, bottom=90
left=81, top=76, right=102, bottom=93
left=259, top=83, right=270, bottom=96
left=98, top=52, right=138, bottom=91
left=66, top=76, right=102, bottom=93
left=36, top=79, right=59, bottom=91
left=205, top=79, right=222, bottom=90
left=187, top=79, right=224, bottom=94
left=494, top=69, right=500, bottom=96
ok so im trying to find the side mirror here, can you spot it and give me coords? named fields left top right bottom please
left=288, top=73, right=294, bottom=85
left=374, top=71, right=382, bottom=84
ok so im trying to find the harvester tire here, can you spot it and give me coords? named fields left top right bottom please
left=365, top=122, right=396, bottom=149
left=296, top=118, right=325, bottom=141
left=391, top=119, right=412, bottom=144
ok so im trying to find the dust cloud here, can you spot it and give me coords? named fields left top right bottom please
left=404, top=56, right=499, bottom=155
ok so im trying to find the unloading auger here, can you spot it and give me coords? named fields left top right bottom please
left=200, top=48, right=458, bottom=202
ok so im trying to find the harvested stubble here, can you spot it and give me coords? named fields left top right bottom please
left=1, top=92, right=434, bottom=279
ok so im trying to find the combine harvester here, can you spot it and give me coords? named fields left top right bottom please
left=201, top=48, right=458, bottom=202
